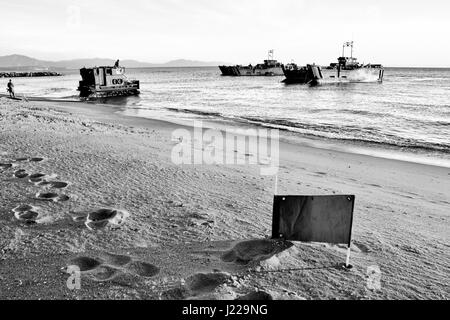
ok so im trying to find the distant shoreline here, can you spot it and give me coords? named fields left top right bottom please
left=0, top=71, right=62, bottom=78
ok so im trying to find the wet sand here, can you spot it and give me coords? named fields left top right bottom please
left=0, top=97, right=448, bottom=299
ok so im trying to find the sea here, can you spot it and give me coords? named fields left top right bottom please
left=7, top=67, right=450, bottom=167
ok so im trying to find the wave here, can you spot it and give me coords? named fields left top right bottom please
left=239, top=116, right=450, bottom=153
left=394, top=101, right=450, bottom=109
left=44, top=87, right=68, bottom=93
left=435, top=120, right=450, bottom=126
left=166, top=107, right=222, bottom=117
left=163, top=107, right=450, bottom=154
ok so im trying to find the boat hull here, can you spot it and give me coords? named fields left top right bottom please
left=219, top=65, right=283, bottom=76
left=78, top=81, right=140, bottom=99
left=282, top=64, right=323, bottom=84
left=283, top=66, right=384, bottom=85
left=320, top=67, right=384, bottom=83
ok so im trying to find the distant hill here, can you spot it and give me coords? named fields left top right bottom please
left=0, top=54, right=227, bottom=70
left=0, top=54, right=52, bottom=68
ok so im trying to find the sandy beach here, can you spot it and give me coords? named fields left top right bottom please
left=0, top=97, right=448, bottom=300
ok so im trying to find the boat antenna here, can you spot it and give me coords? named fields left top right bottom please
left=350, top=41, right=353, bottom=59
left=342, top=41, right=354, bottom=58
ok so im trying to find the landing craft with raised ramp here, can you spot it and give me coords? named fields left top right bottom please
left=282, top=42, right=384, bottom=84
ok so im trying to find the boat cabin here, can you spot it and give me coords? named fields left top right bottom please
left=78, top=66, right=140, bottom=98
left=262, top=59, right=282, bottom=68
left=337, top=56, right=360, bottom=70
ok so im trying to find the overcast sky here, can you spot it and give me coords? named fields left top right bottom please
left=1, top=0, right=449, bottom=67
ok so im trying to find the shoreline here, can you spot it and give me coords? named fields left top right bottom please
left=38, top=97, right=450, bottom=170
left=2, top=93, right=449, bottom=169
left=0, top=97, right=449, bottom=300
left=118, top=107, right=450, bottom=169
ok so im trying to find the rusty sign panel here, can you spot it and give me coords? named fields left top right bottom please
left=272, top=195, right=355, bottom=245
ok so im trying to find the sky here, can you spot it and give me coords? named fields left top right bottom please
left=1, top=0, right=449, bottom=67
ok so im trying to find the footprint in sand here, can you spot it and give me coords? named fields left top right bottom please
left=125, top=261, right=160, bottom=277
left=37, top=181, right=69, bottom=189
left=0, top=163, right=15, bottom=172
left=236, top=291, right=273, bottom=300
left=351, top=241, right=371, bottom=254
left=12, top=204, right=40, bottom=223
left=13, top=169, right=29, bottom=179
left=84, top=208, right=129, bottom=230
left=162, top=272, right=231, bottom=300
left=35, top=192, right=70, bottom=202
left=185, top=272, right=231, bottom=294
left=221, top=239, right=293, bottom=264
left=68, top=256, right=102, bottom=272
left=14, top=157, right=46, bottom=163
left=28, top=173, right=48, bottom=183
left=31, top=174, right=59, bottom=184
left=67, top=254, right=158, bottom=282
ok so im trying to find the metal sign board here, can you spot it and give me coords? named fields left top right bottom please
left=272, top=195, right=355, bottom=246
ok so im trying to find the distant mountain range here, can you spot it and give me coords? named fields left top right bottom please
left=0, top=54, right=227, bottom=70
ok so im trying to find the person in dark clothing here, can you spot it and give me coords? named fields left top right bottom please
left=7, top=79, right=15, bottom=98
left=114, top=59, right=120, bottom=68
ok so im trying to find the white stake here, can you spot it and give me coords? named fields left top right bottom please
left=345, top=245, right=352, bottom=268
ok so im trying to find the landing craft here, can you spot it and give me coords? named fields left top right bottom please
left=282, top=64, right=323, bottom=85
left=77, top=65, right=140, bottom=99
left=282, top=42, right=384, bottom=84
left=219, top=50, right=284, bottom=76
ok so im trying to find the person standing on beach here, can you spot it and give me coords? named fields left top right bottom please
left=6, top=79, right=15, bottom=98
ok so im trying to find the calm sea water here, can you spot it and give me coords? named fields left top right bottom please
left=8, top=67, right=450, bottom=167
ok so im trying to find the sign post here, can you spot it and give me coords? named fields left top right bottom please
left=272, top=195, right=355, bottom=268
left=345, top=246, right=352, bottom=269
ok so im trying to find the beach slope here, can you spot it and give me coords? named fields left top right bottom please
left=0, top=98, right=448, bottom=299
